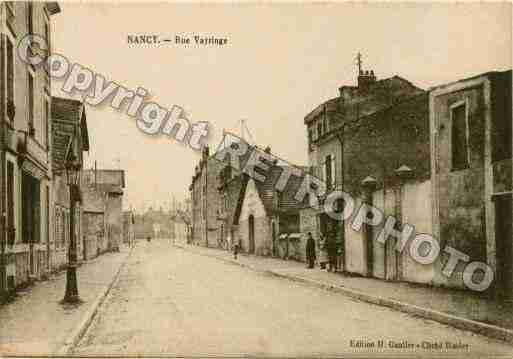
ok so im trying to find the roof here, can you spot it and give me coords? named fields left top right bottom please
left=429, top=69, right=512, bottom=93
left=82, top=169, right=126, bottom=189
left=51, top=97, right=89, bottom=172
left=233, top=164, right=306, bottom=224
left=305, top=75, right=424, bottom=125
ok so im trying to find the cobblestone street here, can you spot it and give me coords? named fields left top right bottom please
left=74, top=239, right=512, bottom=358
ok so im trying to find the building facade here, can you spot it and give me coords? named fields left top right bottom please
left=51, top=97, right=89, bottom=271
left=430, top=70, right=512, bottom=295
left=0, top=2, right=61, bottom=295
left=81, top=169, right=125, bottom=252
left=189, top=146, right=224, bottom=247
left=303, top=68, right=430, bottom=275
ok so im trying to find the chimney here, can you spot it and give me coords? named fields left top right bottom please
left=358, top=69, right=377, bottom=92
left=264, top=146, right=271, bottom=154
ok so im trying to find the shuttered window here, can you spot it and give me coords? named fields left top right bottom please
left=21, top=172, right=41, bottom=243
left=6, top=37, right=14, bottom=112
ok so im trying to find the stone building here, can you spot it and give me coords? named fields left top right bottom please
left=189, top=146, right=225, bottom=247
left=81, top=180, right=108, bottom=259
left=232, top=161, right=305, bottom=257
left=0, top=2, right=61, bottom=296
left=302, top=68, right=430, bottom=276
left=173, top=210, right=191, bottom=245
left=430, top=70, right=512, bottom=295
left=81, top=169, right=125, bottom=252
left=51, top=97, right=89, bottom=271
left=133, top=207, right=174, bottom=239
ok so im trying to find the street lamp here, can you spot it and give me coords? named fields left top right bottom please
left=62, top=152, right=82, bottom=304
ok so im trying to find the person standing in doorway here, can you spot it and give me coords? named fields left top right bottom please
left=318, top=233, right=328, bottom=270
left=305, top=232, right=316, bottom=269
left=326, top=231, right=338, bottom=272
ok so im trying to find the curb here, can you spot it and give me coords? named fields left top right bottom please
left=55, top=249, right=133, bottom=356
left=176, top=245, right=513, bottom=345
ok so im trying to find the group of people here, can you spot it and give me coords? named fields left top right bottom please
left=306, top=232, right=338, bottom=271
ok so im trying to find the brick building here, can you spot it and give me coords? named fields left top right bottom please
left=0, top=2, right=61, bottom=296
left=303, top=68, right=430, bottom=276
left=430, top=70, right=512, bottom=295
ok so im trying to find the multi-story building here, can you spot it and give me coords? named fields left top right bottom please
left=303, top=67, right=430, bottom=277
left=51, top=97, right=89, bottom=271
left=0, top=2, right=61, bottom=296
left=430, top=70, right=512, bottom=296
left=189, top=146, right=225, bottom=247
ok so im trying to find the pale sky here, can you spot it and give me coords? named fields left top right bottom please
left=51, top=2, right=511, bottom=212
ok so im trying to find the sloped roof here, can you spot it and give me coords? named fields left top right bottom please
left=305, top=75, right=424, bottom=124
left=51, top=97, right=89, bottom=172
left=233, top=164, right=306, bottom=223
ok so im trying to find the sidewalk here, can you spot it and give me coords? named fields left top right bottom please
left=178, top=244, right=513, bottom=344
left=0, top=246, right=130, bottom=356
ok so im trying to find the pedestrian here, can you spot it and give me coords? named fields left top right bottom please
left=233, top=241, right=240, bottom=260
left=305, top=232, right=316, bottom=269
left=326, top=231, right=338, bottom=272
left=318, top=233, right=328, bottom=269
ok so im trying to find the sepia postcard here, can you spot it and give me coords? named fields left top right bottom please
left=0, top=1, right=512, bottom=358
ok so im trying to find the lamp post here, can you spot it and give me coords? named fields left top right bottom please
left=62, top=152, right=81, bottom=304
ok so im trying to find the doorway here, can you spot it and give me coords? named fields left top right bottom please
left=248, top=215, right=255, bottom=254
left=495, top=194, right=512, bottom=298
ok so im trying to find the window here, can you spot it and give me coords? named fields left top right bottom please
left=317, top=121, right=323, bottom=139
left=44, top=98, right=50, bottom=148
left=45, top=21, right=51, bottom=51
left=6, top=38, right=14, bottom=112
left=21, top=172, right=40, bottom=243
left=451, top=102, right=469, bottom=170
left=6, top=161, right=15, bottom=244
left=28, top=72, right=35, bottom=136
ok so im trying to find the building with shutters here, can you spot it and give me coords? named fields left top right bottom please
left=51, top=97, right=89, bottom=271
left=0, top=2, right=61, bottom=297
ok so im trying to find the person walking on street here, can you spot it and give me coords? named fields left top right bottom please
left=305, top=232, right=316, bottom=269
left=233, top=241, right=240, bottom=260
left=326, top=231, right=338, bottom=272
